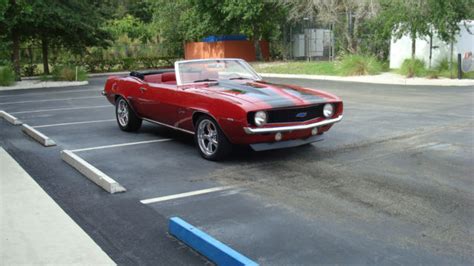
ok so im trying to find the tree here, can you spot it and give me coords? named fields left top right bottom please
left=220, top=0, right=283, bottom=60
left=29, top=0, right=111, bottom=74
left=429, top=0, right=473, bottom=77
left=151, top=0, right=284, bottom=60
left=382, top=0, right=431, bottom=60
left=0, top=0, right=33, bottom=80
left=0, top=0, right=110, bottom=77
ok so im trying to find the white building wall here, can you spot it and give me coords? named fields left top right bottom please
left=389, top=20, right=474, bottom=69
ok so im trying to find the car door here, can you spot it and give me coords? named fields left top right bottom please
left=137, top=83, right=179, bottom=125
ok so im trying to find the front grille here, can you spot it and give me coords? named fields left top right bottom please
left=248, top=104, right=326, bottom=125
left=268, top=105, right=324, bottom=123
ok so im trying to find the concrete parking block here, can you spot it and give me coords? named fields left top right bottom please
left=169, top=217, right=258, bottom=266
left=21, top=124, right=56, bottom=147
left=61, top=150, right=126, bottom=194
left=0, top=110, right=22, bottom=125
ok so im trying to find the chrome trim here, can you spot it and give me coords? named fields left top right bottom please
left=143, top=118, right=195, bottom=135
left=243, top=115, right=343, bottom=134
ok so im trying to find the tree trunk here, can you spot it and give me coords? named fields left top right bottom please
left=411, top=34, right=416, bottom=60
left=41, top=37, right=50, bottom=75
left=352, top=16, right=360, bottom=53
left=253, top=26, right=262, bottom=61
left=11, top=29, right=21, bottom=81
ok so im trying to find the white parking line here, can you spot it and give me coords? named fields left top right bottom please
left=0, top=96, right=102, bottom=105
left=71, top=139, right=172, bottom=153
left=0, top=88, right=101, bottom=98
left=9, top=105, right=111, bottom=114
left=33, top=119, right=116, bottom=128
left=140, top=186, right=238, bottom=205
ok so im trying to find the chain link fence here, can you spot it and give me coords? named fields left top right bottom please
left=274, top=20, right=335, bottom=61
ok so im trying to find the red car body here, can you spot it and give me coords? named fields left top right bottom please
left=103, top=62, right=343, bottom=152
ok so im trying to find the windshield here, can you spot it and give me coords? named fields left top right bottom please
left=175, top=59, right=261, bottom=85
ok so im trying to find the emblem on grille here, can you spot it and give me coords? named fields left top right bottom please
left=296, top=112, right=307, bottom=118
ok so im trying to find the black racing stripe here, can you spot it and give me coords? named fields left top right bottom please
left=282, top=88, right=327, bottom=104
left=217, top=80, right=295, bottom=108
left=262, top=81, right=327, bottom=104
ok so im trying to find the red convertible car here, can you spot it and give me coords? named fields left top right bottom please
left=103, top=59, right=343, bottom=160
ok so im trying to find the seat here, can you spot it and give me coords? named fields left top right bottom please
left=161, top=72, right=177, bottom=85
left=143, top=74, right=162, bottom=83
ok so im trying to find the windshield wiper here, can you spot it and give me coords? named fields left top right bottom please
left=193, top=79, right=218, bottom=83
left=229, top=77, right=249, bottom=80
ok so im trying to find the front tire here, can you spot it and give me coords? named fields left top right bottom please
left=116, top=97, right=142, bottom=132
left=195, top=116, right=232, bottom=161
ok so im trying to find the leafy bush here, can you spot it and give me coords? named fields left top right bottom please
left=435, top=57, right=462, bottom=78
left=22, top=64, right=38, bottom=77
left=51, top=65, right=88, bottom=81
left=426, top=70, right=439, bottom=79
left=338, top=54, right=385, bottom=76
left=399, top=59, right=426, bottom=77
left=0, top=65, right=16, bottom=86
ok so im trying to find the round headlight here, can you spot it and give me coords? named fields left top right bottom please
left=323, top=103, right=334, bottom=118
left=254, top=111, right=267, bottom=126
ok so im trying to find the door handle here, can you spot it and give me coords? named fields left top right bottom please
left=139, top=87, right=147, bottom=92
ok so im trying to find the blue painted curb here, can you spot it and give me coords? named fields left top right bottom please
left=169, top=217, right=258, bottom=266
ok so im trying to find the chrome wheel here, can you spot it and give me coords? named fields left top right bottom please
left=117, top=99, right=129, bottom=127
left=197, top=119, right=218, bottom=156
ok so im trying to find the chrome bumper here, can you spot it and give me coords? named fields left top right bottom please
left=243, top=115, right=343, bottom=134
left=250, top=134, right=324, bottom=151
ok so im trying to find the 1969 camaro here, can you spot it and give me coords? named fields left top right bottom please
left=102, top=58, right=343, bottom=160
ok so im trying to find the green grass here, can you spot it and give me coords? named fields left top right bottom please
left=253, top=55, right=386, bottom=76
left=51, top=65, right=88, bottom=81
left=397, top=57, right=474, bottom=79
left=338, top=54, right=386, bottom=75
left=398, top=58, right=427, bottom=77
left=252, top=61, right=341, bottom=75
left=0, top=65, right=16, bottom=86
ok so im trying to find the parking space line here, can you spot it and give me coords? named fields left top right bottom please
left=0, top=96, right=102, bottom=105
left=9, top=105, right=111, bottom=114
left=71, top=139, right=172, bottom=153
left=0, top=88, right=101, bottom=98
left=140, top=186, right=238, bottom=204
left=33, top=119, right=116, bottom=128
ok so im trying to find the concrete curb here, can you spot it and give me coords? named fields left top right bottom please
left=61, top=150, right=126, bottom=194
left=0, top=81, right=88, bottom=92
left=88, top=71, right=129, bottom=77
left=21, top=124, right=56, bottom=147
left=0, top=110, right=22, bottom=125
left=169, top=217, right=258, bottom=266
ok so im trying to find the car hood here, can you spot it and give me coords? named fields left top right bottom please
left=204, top=80, right=336, bottom=109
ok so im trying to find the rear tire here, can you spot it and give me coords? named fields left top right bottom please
left=195, top=115, right=232, bottom=161
left=116, top=97, right=142, bottom=132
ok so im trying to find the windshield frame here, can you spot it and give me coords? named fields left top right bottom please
left=174, top=58, right=262, bottom=86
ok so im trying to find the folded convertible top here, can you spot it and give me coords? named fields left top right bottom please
left=129, top=68, right=174, bottom=80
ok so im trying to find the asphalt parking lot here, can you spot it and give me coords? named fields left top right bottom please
left=1, top=76, right=473, bottom=265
